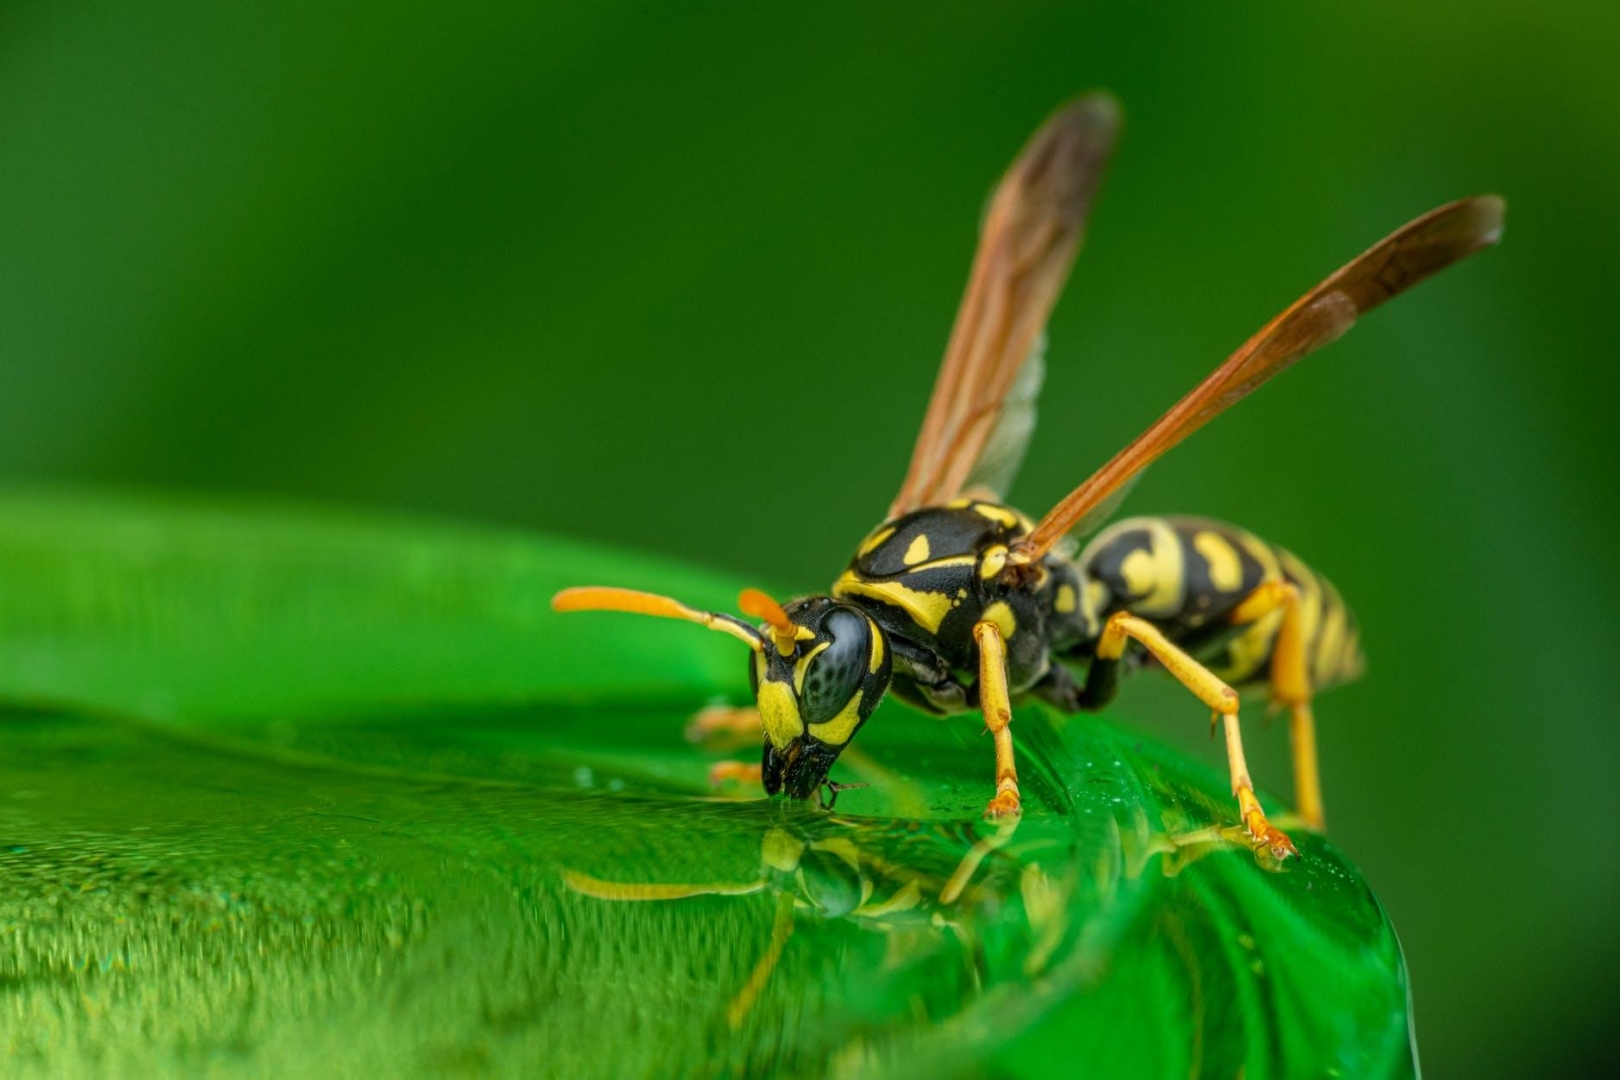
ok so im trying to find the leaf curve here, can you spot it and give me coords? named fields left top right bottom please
left=0, top=491, right=1417, bottom=1078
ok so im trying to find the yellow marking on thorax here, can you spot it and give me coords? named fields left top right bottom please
left=1193, top=531, right=1244, bottom=592
left=1054, top=584, right=1077, bottom=614
left=982, top=600, right=1017, bottom=639
left=865, top=617, right=885, bottom=674
left=858, top=525, right=896, bottom=557
left=903, top=534, right=932, bottom=565
left=971, top=503, right=1022, bottom=529
left=979, top=544, right=1008, bottom=579
left=808, top=688, right=865, bottom=746
left=834, top=572, right=956, bottom=634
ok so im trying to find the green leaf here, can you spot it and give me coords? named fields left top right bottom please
left=0, top=492, right=1416, bottom=1078
left=0, top=489, right=749, bottom=723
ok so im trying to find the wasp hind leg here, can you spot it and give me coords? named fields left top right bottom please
left=972, top=620, right=1023, bottom=822
left=1228, top=582, right=1325, bottom=830
left=1095, top=613, right=1297, bottom=859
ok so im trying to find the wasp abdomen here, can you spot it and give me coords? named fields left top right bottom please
left=1078, top=515, right=1364, bottom=692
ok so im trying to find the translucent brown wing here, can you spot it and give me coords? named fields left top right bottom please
left=888, top=94, right=1121, bottom=518
left=1018, top=195, right=1505, bottom=559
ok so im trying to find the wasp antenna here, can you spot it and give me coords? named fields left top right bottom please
left=551, top=586, right=764, bottom=651
left=738, top=588, right=798, bottom=656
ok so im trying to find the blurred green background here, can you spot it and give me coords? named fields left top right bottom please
left=1, top=1, right=1614, bottom=1075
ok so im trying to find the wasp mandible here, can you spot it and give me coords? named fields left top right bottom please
left=554, top=94, right=1504, bottom=858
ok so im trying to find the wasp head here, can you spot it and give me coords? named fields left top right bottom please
left=748, top=595, right=892, bottom=800
left=550, top=584, right=892, bottom=803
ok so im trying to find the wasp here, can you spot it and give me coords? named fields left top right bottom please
left=554, top=94, right=1503, bottom=858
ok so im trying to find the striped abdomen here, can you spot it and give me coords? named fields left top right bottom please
left=1076, top=516, right=1364, bottom=692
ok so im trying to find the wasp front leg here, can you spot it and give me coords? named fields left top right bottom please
left=1094, top=612, right=1297, bottom=859
left=972, top=620, right=1022, bottom=822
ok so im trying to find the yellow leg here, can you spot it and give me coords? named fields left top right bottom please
left=726, top=891, right=797, bottom=1029
left=1288, top=703, right=1323, bottom=830
left=939, top=822, right=1017, bottom=904
left=685, top=705, right=761, bottom=748
left=1229, top=582, right=1325, bottom=830
left=562, top=869, right=768, bottom=901
left=1098, top=612, right=1297, bottom=858
left=709, top=761, right=764, bottom=788
left=972, top=620, right=1022, bottom=822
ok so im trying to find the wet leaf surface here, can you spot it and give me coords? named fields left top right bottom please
left=0, top=493, right=1416, bottom=1077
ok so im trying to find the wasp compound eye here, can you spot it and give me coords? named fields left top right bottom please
left=799, top=608, right=871, bottom=725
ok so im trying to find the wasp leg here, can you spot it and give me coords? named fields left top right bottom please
left=1075, top=649, right=1122, bottom=712
left=1097, top=612, right=1297, bottom=859
left=709, top=760, right=764, bottom=789
left=726, top=891, right=798, bottom=1029
left=1229, top=582, right=1325, bottom=830
left=889, top=636, right=972, bottom=714
left=563, top=869, right=769, bottom=901
left=940, top=821, right=1017, bottom=903
left=685, top=705, right=761, bottom=747
left=972, top=620, right=1023, bottom=822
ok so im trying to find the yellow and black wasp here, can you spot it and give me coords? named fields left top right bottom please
left=554, top=94, right=1503, bottom=858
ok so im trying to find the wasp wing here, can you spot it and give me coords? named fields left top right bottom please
left=888, top=95, right=1120, bottom=517
left=1018, top=195, right=1506, bottom=560
left=958, top=333, right=1045, bottom=500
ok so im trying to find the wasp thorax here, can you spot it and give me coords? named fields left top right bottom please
left=750, top=596, right=893, bottom=800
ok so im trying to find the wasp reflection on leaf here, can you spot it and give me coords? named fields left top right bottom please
left=564, top=807, right=1259, bottom=1028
